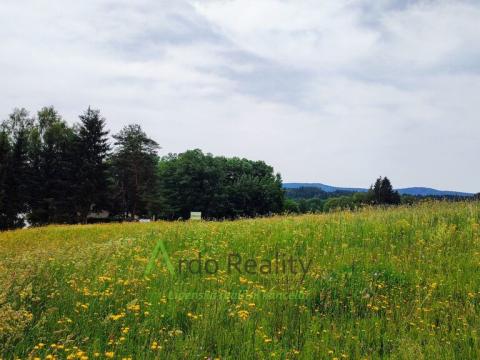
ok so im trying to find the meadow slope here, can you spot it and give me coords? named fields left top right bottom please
left=1, top=202, right=480, bottom=359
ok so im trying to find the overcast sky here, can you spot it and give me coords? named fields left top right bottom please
left=1, top=0, right=479, bottom=192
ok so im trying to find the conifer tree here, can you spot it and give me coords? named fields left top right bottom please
left=0, top=131, right=12, bottom=229
left=370, top=176, right=401, bottom=205
left=75, top=107, right=110, bottom=223
left=0, top=109, right=32, bottom=229
left=109, top=124, right=160, bottom=219
left=28, top=107, right=78, bottom=225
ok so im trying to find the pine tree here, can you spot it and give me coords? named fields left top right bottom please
left=7, top=127, right=30, bottom=227
left=370, top=176, right=401, bottom=205
left=380, top=177, right=393, bottom=203
left=75, top=107, right=110, bottom=223
left=109, top=124, right=160, bottom=219
left=0, top=131, right=12, bottom=230
left=28, top=107, right=78, bottom=225
left=0, top=109, right=33, bottom=229
left=381, top=177, right=401, bottom=204
left=373, top=177, right=383, bottom=204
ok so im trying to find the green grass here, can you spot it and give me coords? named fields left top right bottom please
left=1, top=201, right=479, bottom=359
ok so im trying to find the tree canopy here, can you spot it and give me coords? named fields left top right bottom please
left=109, top=124, right=161, bottom=219
left=1, top=105, right=473, bottom=230
left=367, top=177, right=401, bottom=205
left=0, top=107, right=286, bottom=229
left=158, top=149, right=284, bottom=219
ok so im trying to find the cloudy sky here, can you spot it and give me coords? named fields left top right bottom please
left=1, top=0, right=479, bottom=192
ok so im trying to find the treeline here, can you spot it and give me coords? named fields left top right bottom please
left=285, top=187, right=354, bottom=200
left=285, top=177, right=401, bottom=213
left=0, top=107, right=283, bottom=230
left=286, top=177, right=477, bottom=214
left=158, top=150, right=283, bottom=220
left=2, top=106, right=477, bottom=230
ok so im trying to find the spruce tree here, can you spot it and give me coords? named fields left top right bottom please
left=381, top=177, right=401, bottom=204
left=0, top=131, right=12, bottom=230
left=75, top=107, right=110, bottom=223
left=370, top=176, right=401, bottom=205
left=0, top=109, right=33, bottom=229
left=373, top=177, right=383, bottom=204
left=28, top=107, right=78, bottom=225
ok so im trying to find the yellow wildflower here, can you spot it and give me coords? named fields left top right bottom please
left=237, top=310, right=249, bottom=320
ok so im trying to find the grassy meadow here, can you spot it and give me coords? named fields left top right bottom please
left=1, top=201, right=480, bottom=359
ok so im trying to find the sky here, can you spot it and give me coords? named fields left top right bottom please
left=1, top=0, right=479, bottom=192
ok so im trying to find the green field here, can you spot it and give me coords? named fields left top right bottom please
left=1, top=202, right=480, bottom=359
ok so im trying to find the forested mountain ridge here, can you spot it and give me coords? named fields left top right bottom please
left=284, top=183, right=473, bottom=197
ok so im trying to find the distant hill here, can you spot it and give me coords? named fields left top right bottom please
left=283, top=183, right=473, bottom=197
left=283, top=183, right=367, bottom=193
left=396, top=187, right=473, bottom=197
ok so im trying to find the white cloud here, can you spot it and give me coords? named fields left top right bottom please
left=378, top=1, right=480, bottom=70
left=0, top=0, right=479, bottom=192
left=194, top=0, right=379, bottom=70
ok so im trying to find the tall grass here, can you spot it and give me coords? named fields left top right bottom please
left=1, top=201, right=479, bottom=359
